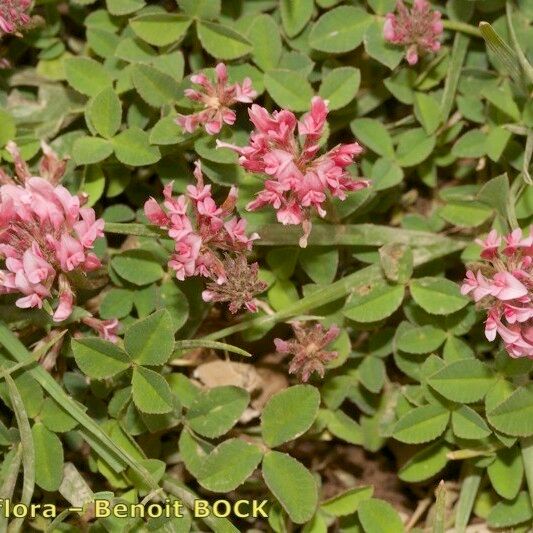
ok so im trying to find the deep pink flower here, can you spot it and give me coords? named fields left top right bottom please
left=274, top=322, right=340, bottom=382
left=217, top=97, right=369, bottom=247
left=0, top=143, right=104, bottom=322
left=176, top=63, right=257, bottom=135
left=144, top=162, right=262, bottom=312
left=462, top=227, right=533, bottom=358
left=383, top=0, right=443, bottom=65
left=0, top=0, right=32, bottom=36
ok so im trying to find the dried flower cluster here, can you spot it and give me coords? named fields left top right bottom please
left=144, top=162, right=265, bottom=313
left=202, top=254, right=267, bottom=314
left=461, top=228, right=533, bottom=358
left=218, top=97, right=369, bottom=247
left=176, top=63, right=257, bottom=135
left=0, top=0, right=33, bottom=36
left=0, top=142, right=106, bottom=324
left=274, top=322, right=340, bottom=382
left=384, top=0, right=443, bottom=65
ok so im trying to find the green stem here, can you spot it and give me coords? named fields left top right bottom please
left=454, top=463, right=481, bottom=533
left=521, top=436, right=533, bottom=508
left=105, top=222, right=468, bottom=249
left=202, top=239, right=466, bottom=341
left=442, top=19, right=481, bottom=38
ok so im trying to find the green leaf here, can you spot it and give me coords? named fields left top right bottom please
left=124, top=310, right=175, bottom=366
left=65, top=57, right=113, bottom=97
left=397, top=325, right=446, bottom=354
left=428, top=359, right=494, bottom=403
left=393, top=404, right=450, bottom=444
left=111, top=127, right=161, bottom=166
left=247, top=15, right=282, bottom=72
left=261, top=385, right=320, bottom=448
left=40, top=397, right=78, bottom=433
left=149, top=115, right=185, bottom=145
left=72, top=136, right=113, bottom=165
left=0, top=109, right=16, bottom=146
left=319, top=67, right=360, bottom=111
left=264, top=70, right=314, bottom=112
left=364, top=19, right=403, bottom=69
left=488, top=447, right=524, bottom=500
left=452, top=129, right=487, bottom=158
left=280, top=0, right=314, bottom=38
left=414, top=92, right=442, bottom=135
left=410, top=277, right=469, bottom=315
left=106, top=0, right=145, bottom=16
left=299, top=247, right=338, bottom=284
left=100, top=288, right=134, bottom=319
left=396, top=128, right=436, bottom=167
left=262, top=451, right=318, bottom=524
left=112, top=249, right=164, bottom=285
left=477, top=173, right=510, bottom=220
left=132, top=366, right=173, bottom=414
left=309, top=6, right=372, bottom=54
left=482, top=82, right=520, bottom=121
left=87, top=87, right=122, bottom=139
left=326, top=410, right=363, bottom=445
left=438, top=201, right=493, bottom=228
left=451, top=405, right=491, bottom=439
left=357, top=499, right=405, bottom=533
left=32, top=423, right=64, bottom=491
left=130, top=14, right=192, bottom=47
left=321, top=486, right=373, bottom=517
left=350, top=118, right=394, bottom=158
left=177, top=0, right=220, bottom=19
left=197, top=439, right=263, bottom=492
left=398, top=441, right=450, bottom=482
left=72, top=338, right=131, bottom=379
left=196, top=21, right=252, bottom=61
left=487, top=491, right=533, bottom=528
left=344, top=284, right=404, bottom=323
left=379, top=243, right=413, bottom=284
left=186, top=386, right=249, bottom=438
left=131, top=64, right=181, bottom=107
left=486, top=126, right=511, bottom=162
left=487, top=385, right=533, bottom=437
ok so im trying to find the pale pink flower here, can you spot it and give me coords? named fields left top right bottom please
left=0, top=0, right=32, bottom=36
left=176, top=63, right=257, bottom=135
left=383, top=0, right=443, bottom=65
left=217, top=97, right=369, bottom=247
left=82, top=316, right=120, bottom=342
left=144, top=162, right=261, bottom=312
left=0, top=143, right=105, bottom=323
left=462, top=227, right=533, bottom=358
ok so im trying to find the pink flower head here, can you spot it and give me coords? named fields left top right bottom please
left=217, top=97, right=369, bottom=247
left=462, top=226, right=533, bottom=359
left=144, top=162, right=262, bottom=313
left=0, top=0, right=33, bottom=36
left=383, top=0, right=443, bottom=65
left=0, top=143, right=105, bottom=322
left=274, top=322, right=340, bottom=382
left=82, top=316, right=120, bottom=343
left=176, top=63, right=257, bottom=135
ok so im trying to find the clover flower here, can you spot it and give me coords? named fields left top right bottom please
left=144, top=162, right=262, bottom=310
left=461, top=228, right=533, bottom=358
left=217, top=97, right=369, bottom=247
left=0, top=0, right=33, bottom=36
left=274, top=322, right=340, bottom=382
left=176, top=63, right=257, bottom=135
left=383, top=0, right=443, bottom=65
left=0, top=142, right=105, bottom=324
left=202, top=254, right=267, bottom=314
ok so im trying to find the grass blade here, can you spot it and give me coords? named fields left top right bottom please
left=4, top=374, right=35, bottom=533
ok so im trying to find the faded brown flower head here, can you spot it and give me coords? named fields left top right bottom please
left=201, top=254, right=267, bottom=314
left=274, top=322, right=340, bottom=382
